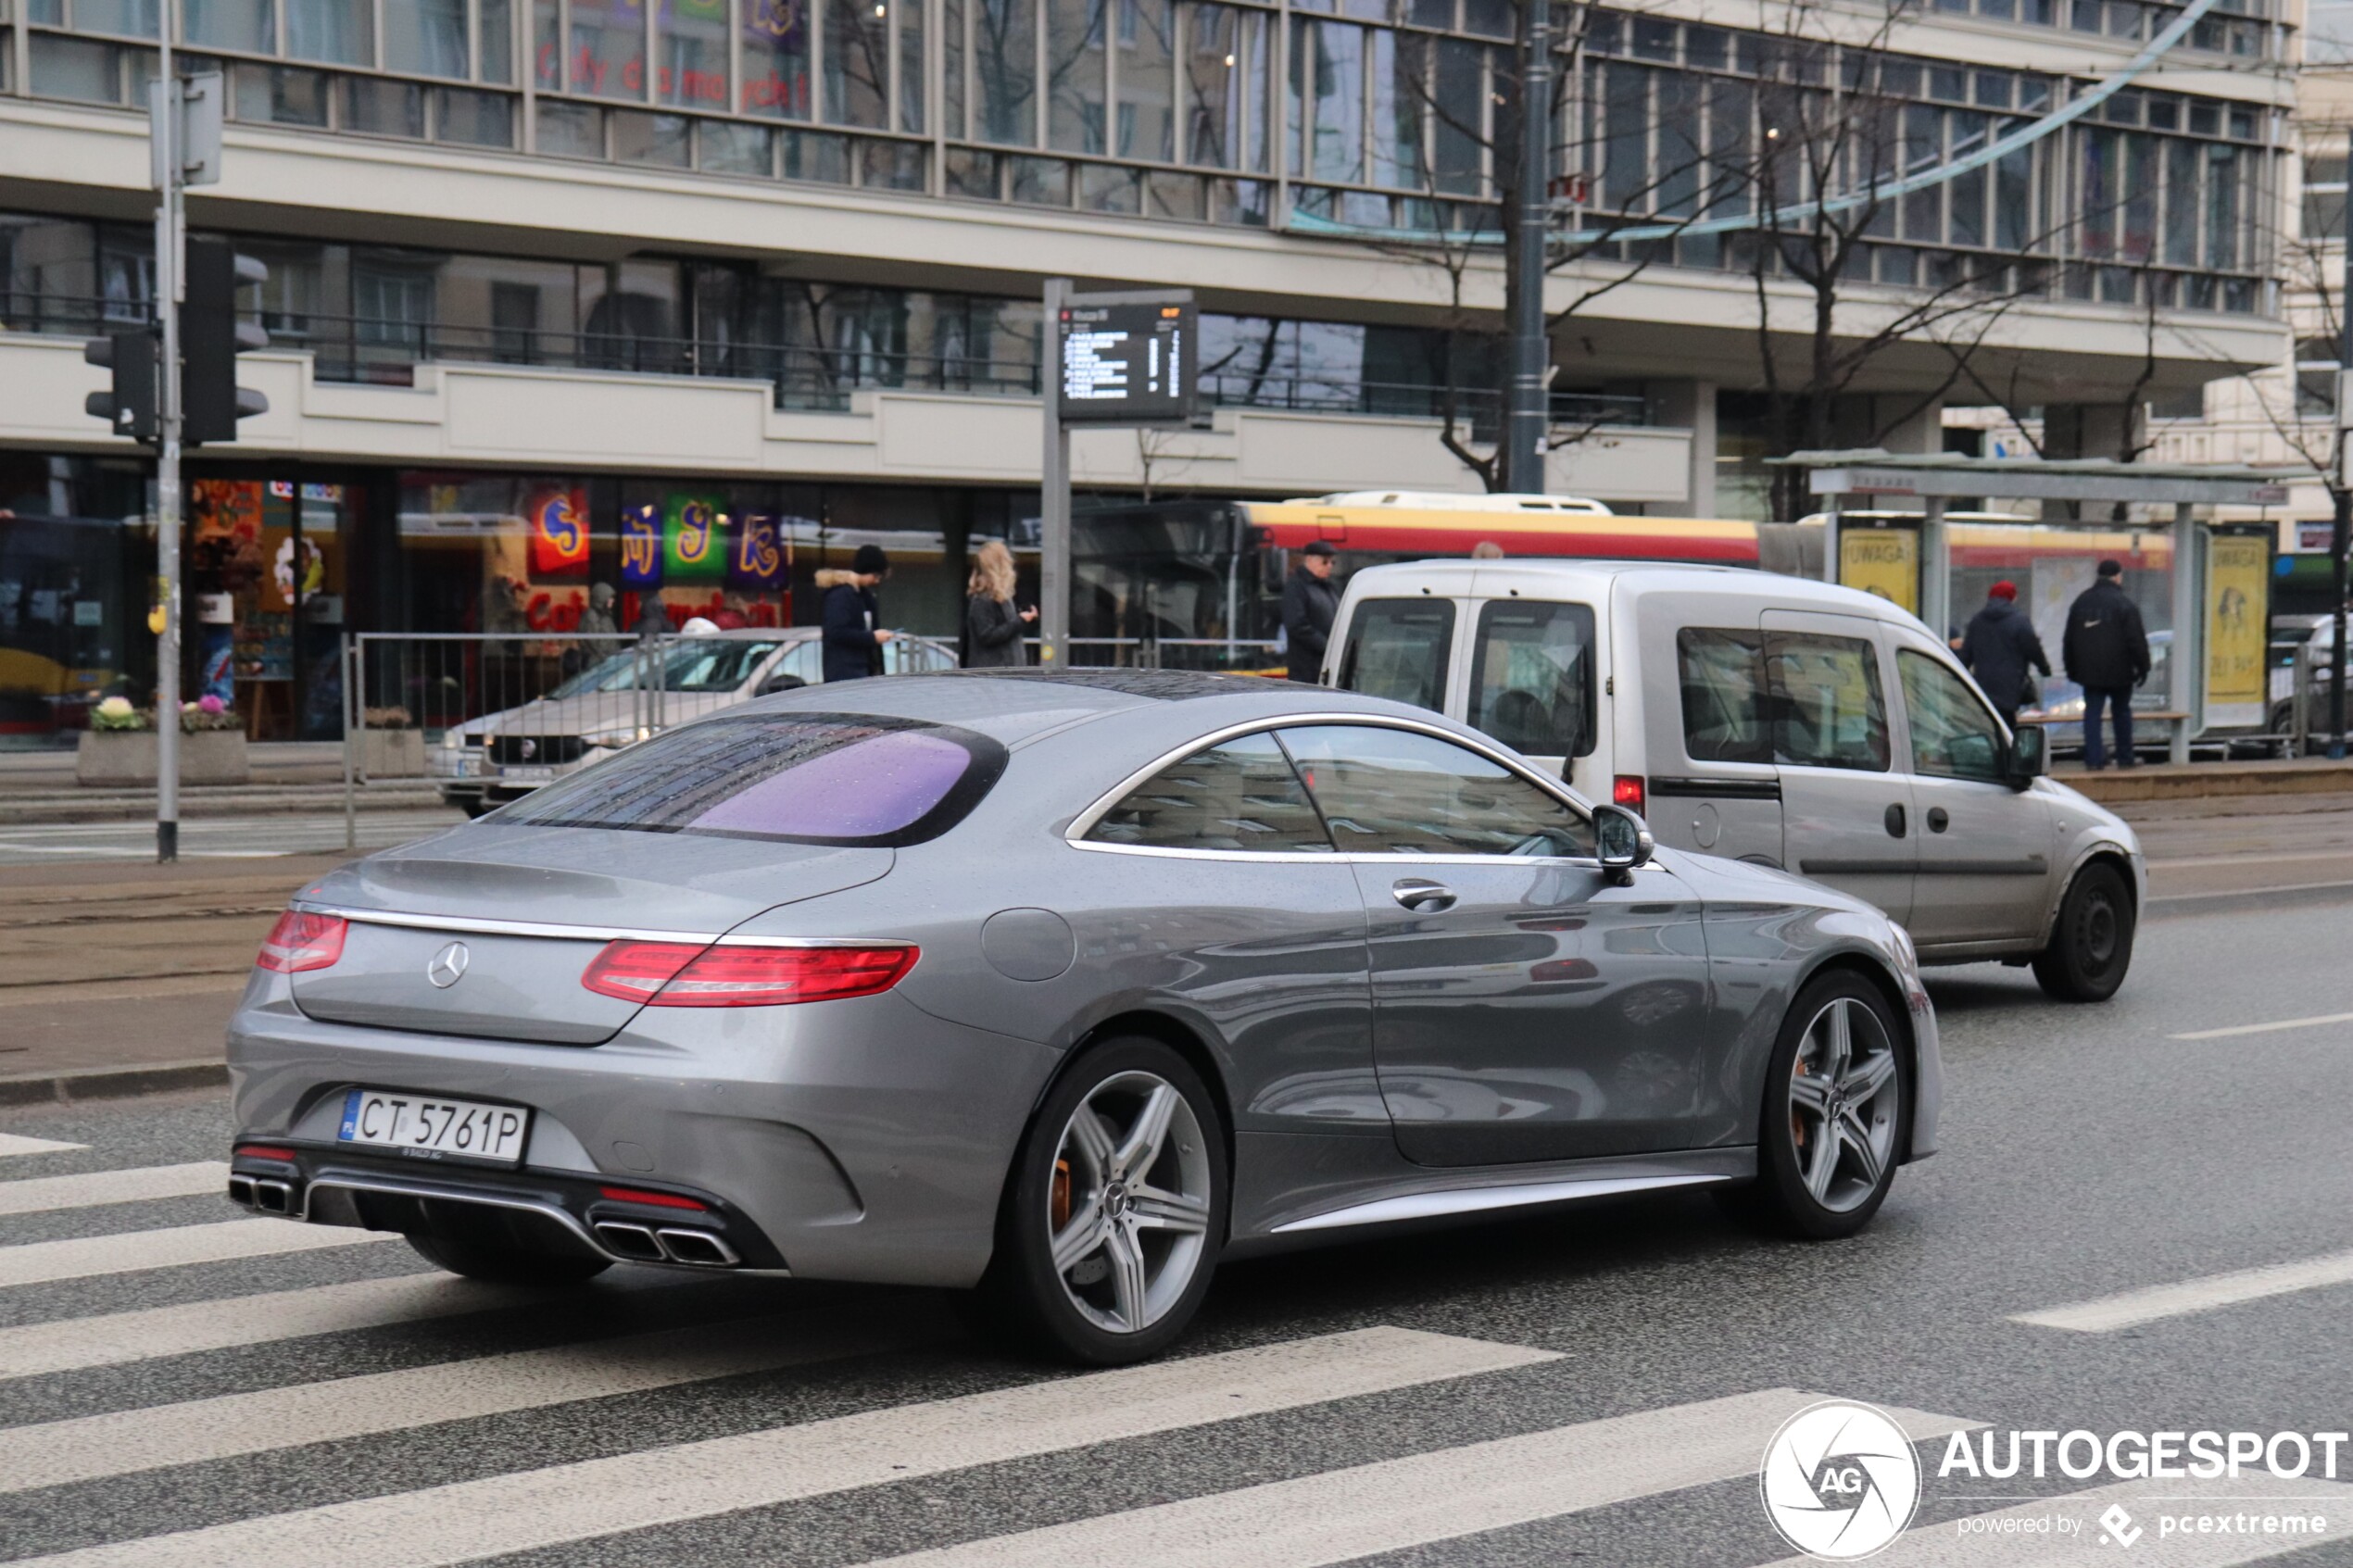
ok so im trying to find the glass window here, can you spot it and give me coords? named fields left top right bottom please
left=185, top=0, right=272, bottom=53
left=1469, top=599, right=1596, bottom=758
left=975, top=0, right=1037, bottom=144
left=436, top=87, right=517, bottom=146
left=1335, top=597, right=1453, bottom=712
left=1767, top=633, right=1890, bottom=771
left=1677, top=627, right=1770, bottom=764
left=570, top=0, right=649, bottom=98
left=1086, top=730, right=1332, bottom=852
left=287, top=0, right=373, bottom=65
left=1899, top=650, right=2007, bottom=781
left=1292, top=19, right=1364, bottom=183
left=1047, top=0, right=1108, bottom=151
left=1117, top=0, right=1176, bottom=160
left=660, top=0, right=731, bottom=109
left=1186, top=3, right=1243, bottom=167
left=742, top=0, right=811, bottom=117
left=1280, top=724, right=1593, bottom=857
left=497, top=714, right=1008, bottom=847
left=483, top=0, right=516, bottom=82
left=386, top=0, right=471, bottom=77
left=345, top=77, right=427, bottom=137
left=72, top=0, right=158, bottom=35
left=825, top=0, right=890, bottom=127
left=900, top=0, right=926, bottom=132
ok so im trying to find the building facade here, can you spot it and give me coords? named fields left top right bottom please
left=0, top=0, right=2297, bottom=739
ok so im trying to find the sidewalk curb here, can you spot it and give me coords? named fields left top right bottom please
left=2145, top=880, right=2353, bottom=919
left=0, top=1060, right=229, bottom=1106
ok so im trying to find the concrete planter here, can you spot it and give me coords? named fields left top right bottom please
left=76, top=730, right=251, bottom=787
left=360, top=729, right=426, bottom=778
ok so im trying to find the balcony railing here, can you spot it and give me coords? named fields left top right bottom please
left=2, top=295, right=1652, bottom=428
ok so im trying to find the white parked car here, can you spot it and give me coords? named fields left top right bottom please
left=1324, top=558, right=2146, bottom=1000
left=432, top=628, right=958, bottom=816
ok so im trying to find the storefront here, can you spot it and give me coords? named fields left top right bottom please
left=0, top=452, right=1042, bottom=746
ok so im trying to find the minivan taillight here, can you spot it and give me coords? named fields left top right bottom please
left=581, top=941, right=917, bottom=1008
left=256, top=910, right=347, bottom=973
left=1612, top=774, right=1646, bottom=814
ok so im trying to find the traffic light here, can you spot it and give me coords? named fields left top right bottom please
left=83, top=327, right=159, bottom=445
left=181, top=235, right=269, bottom=445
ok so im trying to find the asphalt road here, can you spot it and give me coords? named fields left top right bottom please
left=1, top=896, right=2350, bottom=1567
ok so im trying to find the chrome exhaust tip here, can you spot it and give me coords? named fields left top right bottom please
left=250, top=1177, right=296, bottom=1215
left=226, top=1173, right=258, bottom=1208
left=654, top=1227, right=739, bottom=1267
left=591, top=1221, right=665, bottom=1262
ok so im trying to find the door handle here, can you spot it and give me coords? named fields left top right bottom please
left=1391, top=879, right=1457, bottom=912
left=1883, top=803, right=1907, bottom=839
left=1927, top=807, right=1950, bottom=833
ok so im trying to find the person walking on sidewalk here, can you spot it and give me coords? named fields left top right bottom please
left=963, top=540, right=1035, bottom=669
left=821, top=544, right=895, bottom=683
left=1959, top=579, right=2050, bottom=731
left=2063, top=558, right=2152, bottom=771
left=1282, top=541, right=1340, bottom=684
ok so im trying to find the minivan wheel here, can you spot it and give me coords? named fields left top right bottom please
left=2032, top=861, right=2134, bottom=1003
left=1730, top=972, right=1909, bottom=1241
left=408, top=1233, right=610, bottom=1286
left=978, top=1037, right=1227, bottom=1365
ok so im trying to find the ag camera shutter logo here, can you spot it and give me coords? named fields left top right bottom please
left=1760, top=1401, right=1922, bottom=1560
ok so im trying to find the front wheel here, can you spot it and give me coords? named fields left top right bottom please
left=2032, top=861, right=2134, bottom=1002
left=1731, top=972, right=1910, bottom=1241
left=977, top=1038, right=1227, bottom=1365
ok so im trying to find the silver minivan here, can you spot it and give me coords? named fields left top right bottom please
left=1325, top=558, right=2145, bottom=1000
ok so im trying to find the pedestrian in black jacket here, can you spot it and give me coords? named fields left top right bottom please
left=2062, top=559, right=2152, bottom=770
left=1958, top=580, right=2051, bottom=730
left=820, top=545, right=894, bottom=684
left=962, top=539, right=1035, bottom=669
left=1281, top=541, right=1341, bottom=683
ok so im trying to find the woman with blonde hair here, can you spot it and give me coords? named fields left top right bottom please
left=963, top=538, right=1036, bottom=668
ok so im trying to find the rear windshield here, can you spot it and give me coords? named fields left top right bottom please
left=491, top=713, right=1007, bottom=847
left=1336, top=599, right=1454, bottom=711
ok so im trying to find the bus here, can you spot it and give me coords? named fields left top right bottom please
left=1071, top=492, right=1820, bottom=673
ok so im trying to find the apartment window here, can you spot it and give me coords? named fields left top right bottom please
left=354, top=265, right=436, bottom=350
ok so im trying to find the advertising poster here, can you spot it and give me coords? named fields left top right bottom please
left=620, top=503, right=662, bottom=587
left=1838, top=528, right=1918, bottom=615
left=526, top=487, right=590, bottom=580
left=2206, top=532, right=2269, bottom=727
left=662, top=494, right=727, bottom=583
left=728, top=513, right=787, bottom=592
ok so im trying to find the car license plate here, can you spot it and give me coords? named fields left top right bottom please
left=500, top=764, right=555, bottom=781
left=337, top=1090, right=530, bottom=1165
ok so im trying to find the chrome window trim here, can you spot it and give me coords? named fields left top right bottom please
left=293, top=905, right=903, bottom=949
left=1065, top=711, right=1599, bottom=852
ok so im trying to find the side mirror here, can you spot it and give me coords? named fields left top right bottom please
left=2007, top=724, right=2046, bottom=789
left=757, top=672, right=807, bottom=696
left=1593, top=803, right=1655, bottom=884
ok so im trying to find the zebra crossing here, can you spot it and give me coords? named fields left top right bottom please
left=1, top=1138, right=2347, bottom=1568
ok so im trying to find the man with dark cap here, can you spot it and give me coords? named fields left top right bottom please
left=2063, top=558, right=2152, bottom=770
left=1958, top=579, right=2051, bottom=731
left=1282, top=540, right=1341, bottom=683
left=821, top=544, right=896, bottom=683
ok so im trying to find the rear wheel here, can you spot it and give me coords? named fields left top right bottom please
left=408, top=1233, right=610, bottom=1286
left=977, top=1038, right=1227, bottom=1365
left=2032, top=861, right=2134, bottom=1002
left=1730, top=972, right=1909, bottom=1241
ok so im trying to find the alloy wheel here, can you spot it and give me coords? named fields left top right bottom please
left=1047, top=1070, right=1213, bottom=1335
left=1785, top=996, right=1901, bottom=1214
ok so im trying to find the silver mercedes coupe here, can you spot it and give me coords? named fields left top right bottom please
left=227, top=669, right=1944, bottom=1363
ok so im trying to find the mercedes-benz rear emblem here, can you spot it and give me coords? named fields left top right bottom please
left=426, top=941, right=471, bottom=988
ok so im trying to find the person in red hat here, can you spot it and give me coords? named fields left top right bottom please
left=1959, top=579, right=2051, bottom=732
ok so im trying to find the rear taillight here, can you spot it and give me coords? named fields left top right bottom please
left=582, top=941, right=917, bottom=1008
left=256, top=910, right=347, bottom=973
left=1612, top=774, right=1646, bottom=814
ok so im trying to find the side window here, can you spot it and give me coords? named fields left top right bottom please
left=1470, top=600, right=1597, bottom=757
left=1678, top=628, right=1771, bottom=764
left=776, top=639, right=824, bottom=685
left=1086, top=731, right=1333, bottom=853
left=1278, top=724, right=1595, bottom=858
left=1766, top=633, right=1890, bottom=772
left=1900, top=650, right=2007, bottom=782
left=1335, top=599, right=1455, bottom=712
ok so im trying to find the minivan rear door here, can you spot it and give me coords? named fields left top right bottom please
left=1758, top=609, right=1916, bottom=926
left=1333, top=596, right=1462, bottom=715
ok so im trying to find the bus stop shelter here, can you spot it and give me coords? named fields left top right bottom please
left=1772, top=450, right=2291, bottom=763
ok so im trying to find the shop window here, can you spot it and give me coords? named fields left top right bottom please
left=570, top=0, right=648, bottom=99
left=658, top=0, right=729, bottom=108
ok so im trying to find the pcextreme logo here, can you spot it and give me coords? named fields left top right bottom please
left=1760, top=1401, right=1923, bottom=1561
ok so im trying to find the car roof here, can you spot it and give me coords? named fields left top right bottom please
left=1340, top=558, right=1932, bottom=626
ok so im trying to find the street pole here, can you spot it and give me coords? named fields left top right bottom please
left=2333, top=181, right=2352, bottom=759
left=1040, top=276, right=1070, bottom=669
left=153, top=10, right=183, bottom=859
left=1502, top=0, right=1552, bottom=495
